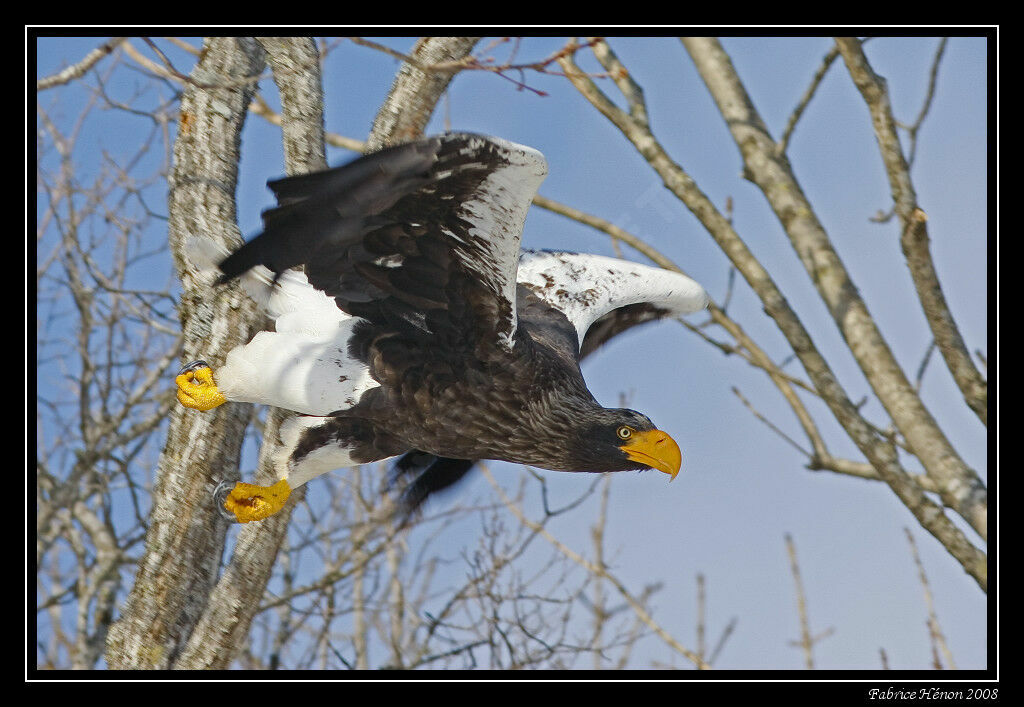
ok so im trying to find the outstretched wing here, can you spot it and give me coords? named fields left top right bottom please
left=217, top=133, right=548, bottom=353
left=516, top=250, right=709, bottom=359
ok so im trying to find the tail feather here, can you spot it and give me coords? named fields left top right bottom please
left=184, top=235, right=344, bottom=323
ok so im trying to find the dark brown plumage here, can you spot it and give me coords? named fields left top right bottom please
left=391, top=300, right=679, bottom=516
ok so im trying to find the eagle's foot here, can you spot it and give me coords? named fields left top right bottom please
left=175, top=360, right=227, bottom=411
left=222, top=478, right=292, bottom=523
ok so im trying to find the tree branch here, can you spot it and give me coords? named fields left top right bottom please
left=834, top=37, right=987, bottom=426
left=37, top=37, right=128, bottom=91
left=365, top=37, right=482, bottom=151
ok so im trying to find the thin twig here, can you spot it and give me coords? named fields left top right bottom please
left=900, top=37, right=949, bottom=167
left=777, top=45, right=841, bottom=156
left=37, top=37, right=128, bottom=91
left=914, top=340, right=938, bottom=392
left=785, top=534, right=831, bottom=668
left=696, top=574, right=706, bottom=663
left=732, top=386, right=812, bottom=458
left=708, top=617, right=737, bottom=666
left=905, top=528, right=957, bottom=669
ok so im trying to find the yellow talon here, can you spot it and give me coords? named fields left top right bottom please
left=175, top=360, right=228, bottom=411
left=223, top=478, right=292, bottom=523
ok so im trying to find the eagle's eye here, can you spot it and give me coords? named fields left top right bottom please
left=616, top=425, right=633, bottom=440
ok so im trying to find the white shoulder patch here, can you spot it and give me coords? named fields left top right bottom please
left=516, top=250, right=709, bottom=347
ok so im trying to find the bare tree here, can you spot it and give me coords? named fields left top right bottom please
left=36, top=35, right=987, bottom=671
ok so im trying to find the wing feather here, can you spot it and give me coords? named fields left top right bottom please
left=516, top=250, right=709, bottom=356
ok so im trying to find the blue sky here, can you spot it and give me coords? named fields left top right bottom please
left=36, top=35, right=990, bottom=671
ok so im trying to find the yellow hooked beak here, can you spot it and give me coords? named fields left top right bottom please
left=620, top=429, right=682, bottom=480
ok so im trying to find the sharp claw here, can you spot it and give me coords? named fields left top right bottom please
left=213, top=481, right=240, bottom=522
left=178, top=359, right=210, bottom=377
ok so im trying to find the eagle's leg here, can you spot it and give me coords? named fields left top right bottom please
left=220, top=478, right=291, bottom=523
left=175, top=360, right=228, bottom=411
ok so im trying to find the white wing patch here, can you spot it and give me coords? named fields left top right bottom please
left=452, top=136, right=548, bottom=349
left=517, top=251, right=709, bottom=348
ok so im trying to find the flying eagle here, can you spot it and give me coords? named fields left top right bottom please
left=176, top=133, right=708, bottom=523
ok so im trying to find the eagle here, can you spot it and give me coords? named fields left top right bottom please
left=175, top=133, right=708, bottom=523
